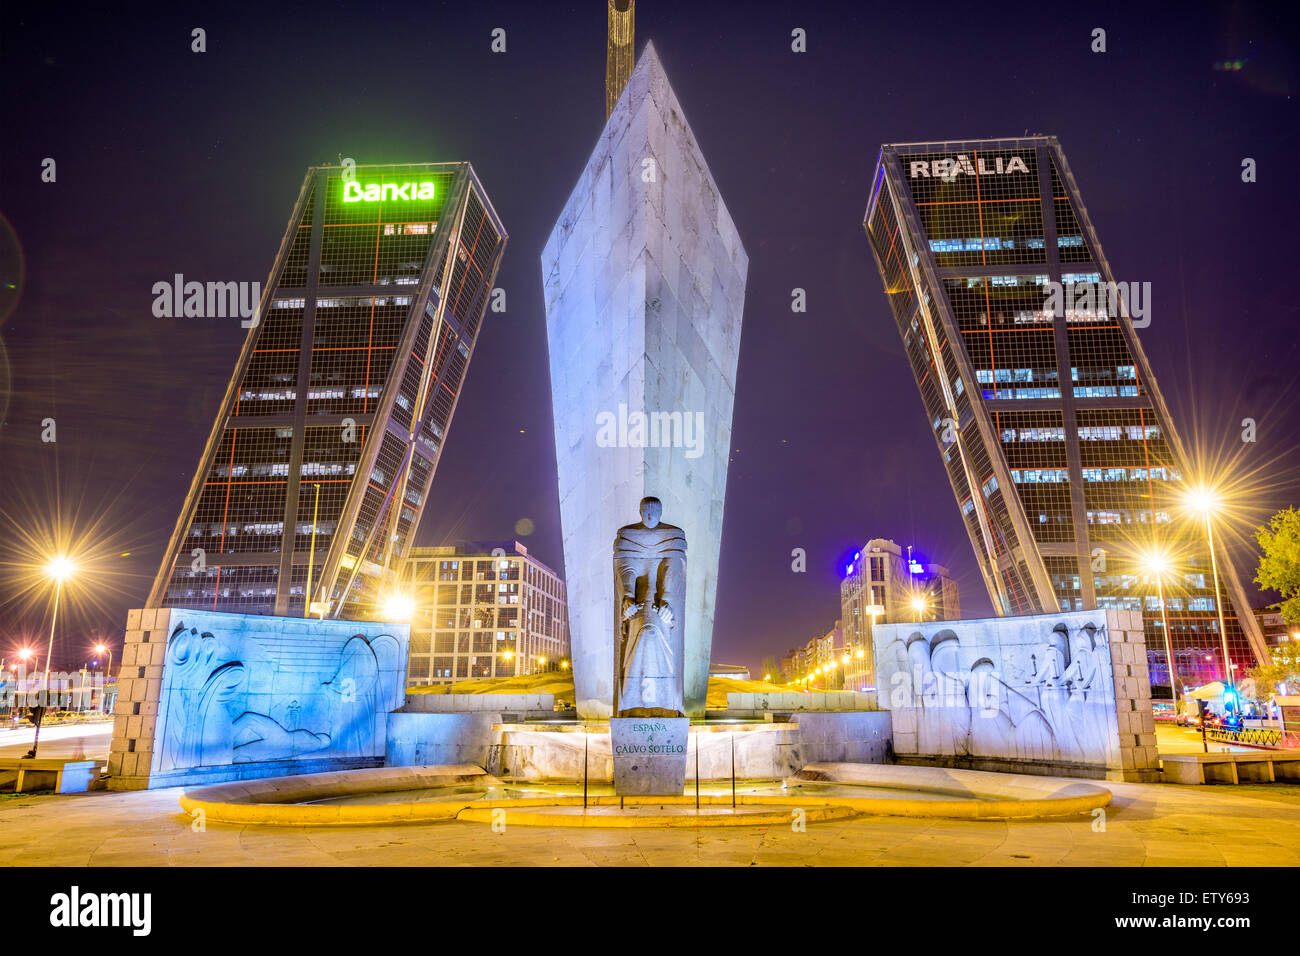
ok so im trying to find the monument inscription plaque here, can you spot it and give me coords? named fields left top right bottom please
left=610, top=717, right=690, bottom=795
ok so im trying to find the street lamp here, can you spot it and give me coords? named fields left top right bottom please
left=910, top=594, right=928, bottom=623
left=43, top=555, right=77, bottom=707
left=1182, top=486, right=1235, bottom=708
left=380, top=593, right=415, bottom=622
left=93, top=642, right=113, bottom=680
left=1141, top=548, right=1180, bottom=720
left=94, top=642, right=114, bottom=716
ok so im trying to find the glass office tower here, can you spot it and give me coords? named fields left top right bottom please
left=148, top=163, right=506, bottom=620
left=863, top=136, right=1268, bottom=688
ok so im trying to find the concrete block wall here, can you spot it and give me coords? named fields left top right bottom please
left=1109, top=609, right=1161, bottom=782
left=725, top=691, right=878, bottom=713
left=107, top=607, right=172, bottom=789
left=403, top=693, right=555, bottom=715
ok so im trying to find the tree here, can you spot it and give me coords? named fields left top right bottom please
left=1255, top=506, right=1300, bottom=623
left=760, top=656, right=781, bottom=684
left=1246, top=641, right=1300, bottom=698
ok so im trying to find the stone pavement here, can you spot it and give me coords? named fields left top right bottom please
left=2, top=776, right=1299, bottom=866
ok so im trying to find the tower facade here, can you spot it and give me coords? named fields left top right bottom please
left=542, top=43, right=748, bottom=717
left=840, top=539, right=960, bottom=691
left=863, top=136, right=1267, bottom=688
left=149, top=163, right=506, bottom=620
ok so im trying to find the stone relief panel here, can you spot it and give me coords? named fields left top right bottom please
left=874, top=610, right=1124, bottom=768
left=152, top=610, right=408, bottom=774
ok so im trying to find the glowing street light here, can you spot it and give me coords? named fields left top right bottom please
left=1181, top=485, right=1235, bottom=706
left=381, top=594, right=415, bottom=621
left=93, top=642, right=114, bottom=685
left=910, top=594, right=928, bottom=623
left=41, top=554, right=78, bottom=707
left=1140, top=547, right=1180, bottom=718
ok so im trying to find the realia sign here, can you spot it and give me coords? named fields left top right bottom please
left=342, top=180, right=436, bottom=202
left=909, top=154, right=1029, bottom=178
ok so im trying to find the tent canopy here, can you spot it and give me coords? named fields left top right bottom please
left=1185, top=682, right=1225, bottom=700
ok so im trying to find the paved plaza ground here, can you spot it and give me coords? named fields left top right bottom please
left=3, top=719, right=1295, bottom=866
left=2, top=774, right=1299, bottom=867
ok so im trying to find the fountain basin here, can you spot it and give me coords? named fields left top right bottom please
left=177, top=761, right=1111, bottom=827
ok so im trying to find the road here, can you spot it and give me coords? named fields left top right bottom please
left=1154, top=721, right=1258, bottom=754
left=0, top=720, right=113, bottom=759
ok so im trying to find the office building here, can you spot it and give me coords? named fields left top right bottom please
left=863, top=136, right=1269, bottom=687
left=148, top=163, right=506, bottom=619
left=400, top=542, right=569, bottom=685
left=840, top=539, right=959, bottom=691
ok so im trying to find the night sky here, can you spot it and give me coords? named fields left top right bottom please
left=2, top=1, right=1297, bottom=673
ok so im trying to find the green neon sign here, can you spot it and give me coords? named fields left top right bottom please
left=342, top=180, right=436, bottom=203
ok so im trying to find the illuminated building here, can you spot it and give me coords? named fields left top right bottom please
left=148, top=163, right=506, bottom=619
left=840, top=539, right=959, bottom=691
left=786, top=621, right=844, bottom=688
left=863, top=136, right=1268, bottom=687
left=400, top=543, right=568, bottom=686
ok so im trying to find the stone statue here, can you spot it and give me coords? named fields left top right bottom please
left=613, top=496, right=686, bottom=717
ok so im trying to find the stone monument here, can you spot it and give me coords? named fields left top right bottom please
left=610, top=496, right=690, bottom=794
left=542, top=41, right=748, bottom=719
left=108, top=608, right=409, bottom=790
left=873, top=608, right=1160, bottom=781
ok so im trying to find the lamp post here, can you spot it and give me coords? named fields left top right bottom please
left=1184, top=488, right=1235, bottom=711
left=16, top=648, right=35, bottom=708
left=94, top=643, right=113, bottom=716
left=42, top=557, right=76, bottom=714
left=1142, top=550, right=1180, bottom=721
left=303, top=482, right=321, bottom=619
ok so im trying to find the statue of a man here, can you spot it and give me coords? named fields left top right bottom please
left=613, top=496, right=686, bottom=717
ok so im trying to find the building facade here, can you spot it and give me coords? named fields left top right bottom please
left=148, top=163, right=506, bottom=621
left=840, top=539, right=960, bottom=692
left=400, top=543, right=569, bottom=686
left=784, top=621, right=844, bottom=688
left=1253, top=608, right=1296, bottom=651
left=863, top=136, right=1269, bottom=689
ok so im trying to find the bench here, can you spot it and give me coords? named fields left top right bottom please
left=1160, top=751, right=1300, bottom=785
left=0, top=758, right=105, bottom=794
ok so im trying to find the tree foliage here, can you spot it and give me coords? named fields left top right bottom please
left=1255, top=506, right=1300, bottom=623
left=1247, top=641, right=1300, bottom=697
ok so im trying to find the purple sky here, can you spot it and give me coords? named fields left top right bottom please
left=2, top=1, right=1297, bottom=672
